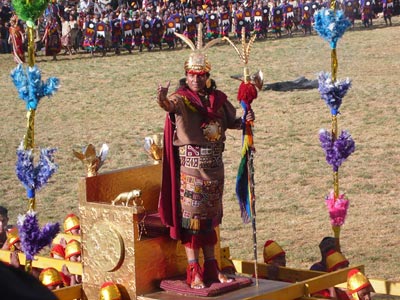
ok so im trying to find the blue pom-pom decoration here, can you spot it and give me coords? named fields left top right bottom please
left=10, top=64, right=60, bottom=110
left=314, top=8, right=351, bottom=49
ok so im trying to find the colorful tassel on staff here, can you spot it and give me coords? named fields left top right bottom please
left=236, top=80, right=258, bottom=223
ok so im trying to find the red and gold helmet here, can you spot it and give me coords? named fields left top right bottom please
left=63, top=213, right=80, bottom=234
left=347, top=269, right=374, bottom=300
left=263, top=240, right=285, bottom=264
left=6, top=227, right=20, bottom=250
left=99, top=282, right=122, bottom=300
left=184, top=52, right=211, bottom=75
left=65, top=239, right=81, bottom=260
left=326, top=250, right=349, bottom=272
left=39, top=267, right=63, bottom=287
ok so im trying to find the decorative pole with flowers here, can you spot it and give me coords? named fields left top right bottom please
left=11, top=65, right=60, bottom=211
left=314, top=4, right=354, bottom=251
left=10, top=0, right=60, bottom=212
left=11, top=68, right=60, bottom=272
left=10, top=0, right=61, bottom=272
left=223, top=28, right=263, bottom=283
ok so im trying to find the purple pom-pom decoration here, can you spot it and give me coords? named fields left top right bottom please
left=17, top=211, right=60, bottom=260
left=318, top=72, right=352, bottom=115
left=16, top=146, right=35, bottom=191
left=319, top=129, right=355, bottom=171
left=16, top=143, right=58, bottom=196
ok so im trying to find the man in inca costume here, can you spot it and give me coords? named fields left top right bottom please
left=157, top=29, right=254, bottom=289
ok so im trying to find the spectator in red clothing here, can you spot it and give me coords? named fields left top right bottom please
left=313, top=250, right=351, bottom=300
left=262, top=240, right=286, bottom=280
left=62, top=239, right=82, bottom=286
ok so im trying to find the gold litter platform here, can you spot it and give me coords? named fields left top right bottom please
left=76, top=163, right=365, bottom=300
left=78, top=163, right=221, bottom=300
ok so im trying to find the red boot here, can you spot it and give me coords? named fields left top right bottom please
left=186, top=262, right=205, bottom=289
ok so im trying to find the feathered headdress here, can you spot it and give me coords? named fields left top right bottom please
left=174, top=23, right=222, bottom=74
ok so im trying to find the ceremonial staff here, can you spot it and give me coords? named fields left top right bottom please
left=10, top=0, right=60, bottom=272
left=223, top=29, right=263, bottom=284
left=314, top=0, right=354, bottom=251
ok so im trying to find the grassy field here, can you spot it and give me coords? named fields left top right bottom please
left=0, top=15, right=399, bottom=286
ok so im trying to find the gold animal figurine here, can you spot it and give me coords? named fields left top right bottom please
left=112, top=189, right=143, bottom=208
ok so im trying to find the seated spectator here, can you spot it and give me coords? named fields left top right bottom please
left=310, top=236, right=336, bottom=272
left=313, top=250, right=351, bottom=299
left=262, top=240, right=286, bottom=280
left=62, top=239, right=82, bottom=285
left=63, top=213, right=80, bottom=235
left=263, top=240, right=286, bottom=267
left=347, top=269, right=375, bottom=300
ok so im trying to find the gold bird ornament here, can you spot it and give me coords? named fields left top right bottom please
left=144, top=134, right=163, bottom=163
left=73, top=143, right=109, bottom=177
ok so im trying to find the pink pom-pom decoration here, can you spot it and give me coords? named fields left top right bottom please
left=325, top=191, right=349, bottom=226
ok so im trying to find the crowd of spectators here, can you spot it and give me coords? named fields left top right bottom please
left=0, top=0, right=399, bottom=57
